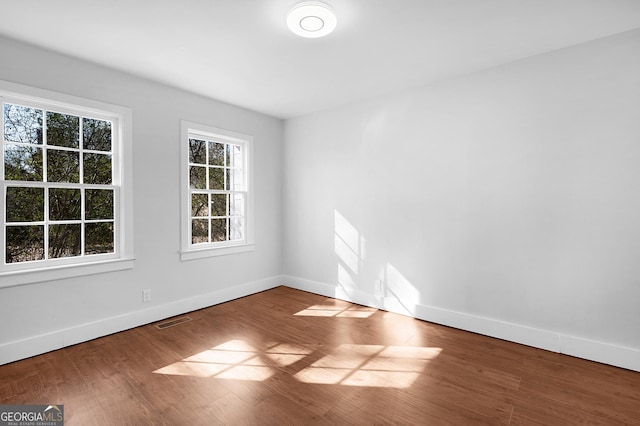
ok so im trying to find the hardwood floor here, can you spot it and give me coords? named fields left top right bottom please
left=1, top=286, right=639, bottom=425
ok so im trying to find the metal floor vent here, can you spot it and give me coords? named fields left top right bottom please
left=155, top=316, right=192, bottom=330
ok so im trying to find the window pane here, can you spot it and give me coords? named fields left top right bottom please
left=226, top=144, right=232, bottom=167
left=86, top=189, right=114, bottom=220
left=48, top=224, right=81, bottom=258
left=225, top=169, right=233, bottom=191
left=191, top=193, right=208, bottom=217
left=230, top=193, right=245, bottom=217
left=209, top=141, right=225, bottom=166
left=190, top=166, right=206, bottom=189
left=211, top=218, right=227, bottom=242
left=4, top=144, right=43, bottom=181
left=209, top=167, right=224, bottom=190
left=211, top=194, right=227, bottom=217
left=47, top=149, right=80, bottom=183
left=3, top=104, right=43, bottom=144
left=49, top=188, right=81, bottom=220
left=229, top=168, right=244, bottom=191
left=83, top=118, right=111, bottom=151
left=85, top=222, right=114, bottom=254
left=189, top=139, right=206, bottom=164
left=6, top=187, right=44, bottom=222
left=192, top=219, right=209, bottom=244
left=47, top=112, right=79, bottom=148
left=5, top=225, right=44, bottom=263
left=230, top=217, right=244, bottom=241
left=83, top=153, right=112, bottom=184
left=227, top=144, right=241, bottom=168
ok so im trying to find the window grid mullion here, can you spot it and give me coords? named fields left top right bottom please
left=44, top=184, right=50, bottom=260
left=210, top=196, right=214, bottom=243
left=80, top=188, right=85, bottom=257
left=42, top=111, right=48, bottom=186
left=79, top=117, right=85, bottom=256
left=205, top=141, right=212, bottom=243
left=79, top=115, right=84, bottom=185
left=224, top=142, right=229, bottom=242
left=43, top=109, right=49, bottom=260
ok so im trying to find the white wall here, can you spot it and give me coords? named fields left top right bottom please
left=0, top=36, right=283, bottom=364
left=283, top=29, right=640, bottom=371
left=2, top=29, right=640, bottom=371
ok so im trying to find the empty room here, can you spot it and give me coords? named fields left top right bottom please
left=1, top=1, right=639, bottom=424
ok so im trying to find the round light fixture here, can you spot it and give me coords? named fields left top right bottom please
left=287, top=1, right=337, bottom=38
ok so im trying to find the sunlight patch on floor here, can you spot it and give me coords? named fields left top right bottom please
left=153, top=340, right=313, bottom=380
left=294, top=302, right=377, bottom=318
left=294, top=344, right=442, bottom=388
left=155, top=339, right=441, bottom=388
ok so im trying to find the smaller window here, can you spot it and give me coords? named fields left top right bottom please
left=180, top=121, right=253, bottom=260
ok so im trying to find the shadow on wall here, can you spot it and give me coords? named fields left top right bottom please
left=334, top=210, right=421, bottom=316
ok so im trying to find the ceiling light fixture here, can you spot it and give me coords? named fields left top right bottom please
left=287, top=1, right=337, bottom=38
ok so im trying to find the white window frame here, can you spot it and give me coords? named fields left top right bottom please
left=0, top=81, right=134, bottom=287
left=180, top=120, right=254, bottom=261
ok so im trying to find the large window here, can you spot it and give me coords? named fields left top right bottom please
left=181, top=121, right=253, bottom=260
left=1, top=81, right=133, bottom=286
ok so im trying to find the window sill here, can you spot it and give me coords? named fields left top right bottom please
left=180, top=243, right=255, bottom=261
left=0, top=257, right=135, bottom=289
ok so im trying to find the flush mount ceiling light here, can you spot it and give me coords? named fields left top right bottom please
left=287, top=1, right=337, bottom=38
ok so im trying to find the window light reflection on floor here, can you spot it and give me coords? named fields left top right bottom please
left=154, top=339, right=442, bottom=389
left=294, top=301, right=377, bottom=318
left=294, top=344, right=442, bottom=388
left=153, top=340, right=314, bottom=380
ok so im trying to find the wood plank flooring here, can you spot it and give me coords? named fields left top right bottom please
left=1, top=286, right=639, bottom=425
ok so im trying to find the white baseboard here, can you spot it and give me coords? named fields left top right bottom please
left=282, top=275, right=640, bottom=372
left=560, top=335, right=640, bottom=372
left=0, top=276, right=282, bottom=366
left=4, top=275, right=638, bottom=373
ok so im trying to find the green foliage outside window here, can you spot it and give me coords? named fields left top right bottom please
left=3, top=103, right=116, bottom=264
left=187, top=137, right=245, bottom=245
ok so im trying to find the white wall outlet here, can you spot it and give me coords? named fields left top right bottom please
left=142, top=289, right=151, bottom=302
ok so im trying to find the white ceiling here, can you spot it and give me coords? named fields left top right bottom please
left=2, top=0, right=640, bottom=119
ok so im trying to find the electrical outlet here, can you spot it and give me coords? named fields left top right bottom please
left=142, top=289, right=151, bottom=302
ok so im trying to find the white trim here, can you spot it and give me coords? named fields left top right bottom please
left=560, top=335, right=640, bottom=372
left=282, top=276, right=640, bottom=372
left=179, top=120, right=254, bottom=260
left=3, top=276, right=638, bottom=372
left=0, top=275, right=282, bottom=366
left=180, top=243, right=255, bottom=261
left=0, top=80, right=134, bottom=287
left=0, top=257, right=134, bottom=288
